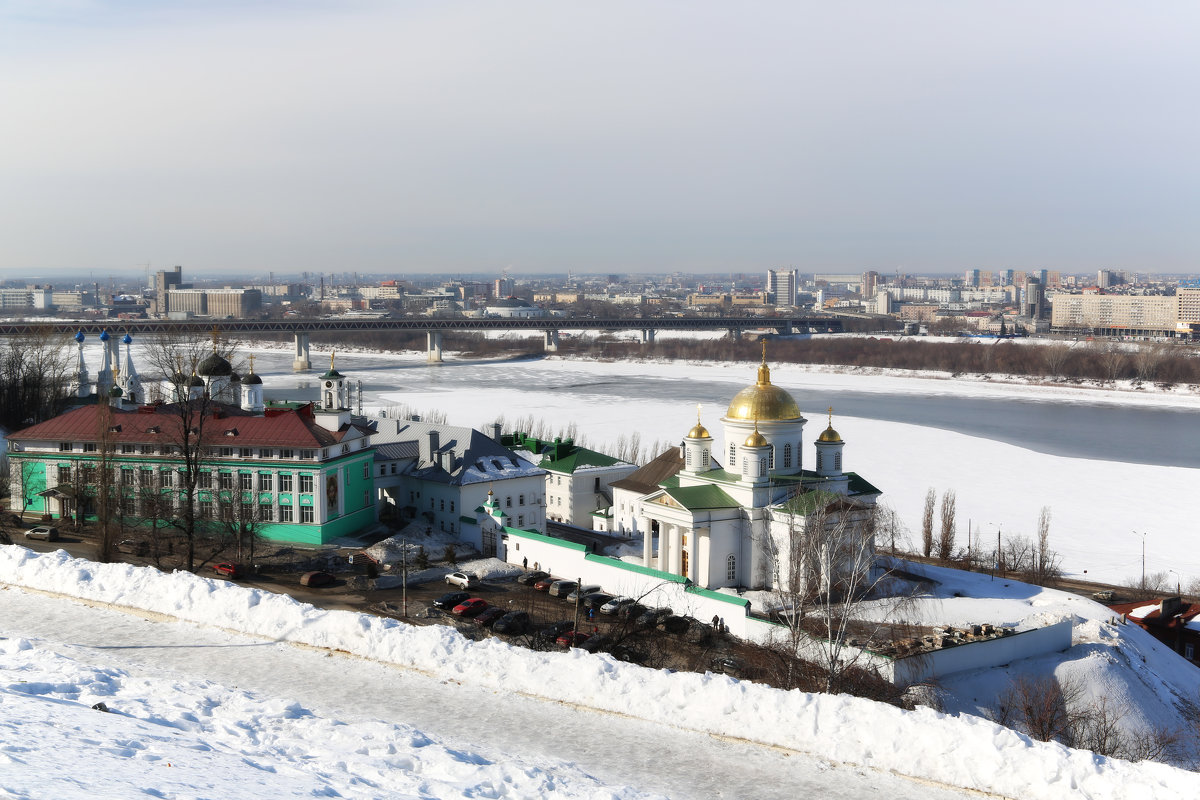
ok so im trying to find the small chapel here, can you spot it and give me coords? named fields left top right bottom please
left=608, top=346, right=881, bottom=593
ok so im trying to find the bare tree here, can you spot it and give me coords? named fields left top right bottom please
left=1041, top=343, right=1073, bottom=380
left=1030, top=506, right=1061, bottom=585
left=1133, top=343, right=1168, bottom=383
left=0, top=329, right=74, bottom=431
left=921, top=488, right=936, bottom=558
left=938, top=489, right=956, bottom=562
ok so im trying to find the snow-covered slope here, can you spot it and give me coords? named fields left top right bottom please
left=2, top=546, right=1196, bottom=799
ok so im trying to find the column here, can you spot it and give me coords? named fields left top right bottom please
left=659, top=525, right=670, bottom=575
left=292, top=332, right=311, bottom=371
left=641, top=517, right=653, bottom=566
left=543, top=329, right=560, bottom=352
left=640, top=329, right=656, bottom=345
left=427, top=331, right=444, bottom=363
left=670, top=526, right=683, bottom=576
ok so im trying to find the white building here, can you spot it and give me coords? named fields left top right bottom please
left=505, top=433, right=637, bottom=529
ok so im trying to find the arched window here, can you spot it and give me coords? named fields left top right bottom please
left=729, top=444, right=736, bottom=465
left=834, top=452, right=842, bottom=471
left=726, top=553, right=736, bottom=582
left=686, top=449, right=692, bottom=467
left=701, top=448, right=709, bottom=468
left=768, top=446, right=775, bottom=469
left=759, top=457, right=767, bottom=475
left=783, top=443, right=792, bottom=468
left=741, top=457, right=748, bottom=475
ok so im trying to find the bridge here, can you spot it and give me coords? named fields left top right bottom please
left=0, top=315, right=842, bottom=371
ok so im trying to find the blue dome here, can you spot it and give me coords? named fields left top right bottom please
left=74, top=331, right=85, bottom=343
left=122, top=333, right=133, bottom=345
left=99, top=330, right=110, bottom=342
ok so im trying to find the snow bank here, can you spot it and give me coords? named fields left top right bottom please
left=1, top=546, right=1194, bottom=799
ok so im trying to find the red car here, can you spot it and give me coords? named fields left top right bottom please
left=533, top=577, right=555, bottom=592
left=451, top=598, right=489, bottom=617
left=474, top=606, right=506, bottom=627
left=556, top=630, right=591, bottom=648
left=211, top=562, right=243, bottom=578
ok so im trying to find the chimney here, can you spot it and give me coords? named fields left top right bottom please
left=491, top=422, right=502, bottom=442
left=420, top=429, right=439, bottom=463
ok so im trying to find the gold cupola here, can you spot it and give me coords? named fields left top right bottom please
left=743, top=419, right=769, bottom=448
left=725, top=341, right=804, bottom=422
left=686, top=405, right=711, bottom=440
left=817, top=407, right=842, bottom=442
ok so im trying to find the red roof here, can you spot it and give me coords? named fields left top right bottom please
left=9, top=402, right=346, bottom=449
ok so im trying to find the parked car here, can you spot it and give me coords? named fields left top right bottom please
left=445, top=571, right=479, bottom=590
left=474, top=606, right=506, bottom=628
left=618, top=603, right=648, bottom=621
left=535, top=620, right=575, bottom=643
left=580, top=634, right=612, bottom=654
left=516, top=570, right=549, bottom=586
left=556, top=630, right=591, bottom=648
left=659, top=615, right=692, bottom=635
left=1092, top=590, right=1116, bottom=602
left=211, top=562, right=243, bottom=578
left=300, top=571, right=335, bottom=588
left=533, top=577, right=557, bottom=592
left=548, top=580, right=579, bottom=598
left=711, top=656, right=748, bottom=679
left=600, top=596, right=635, bottom=615
left=493, top=611, right=531, bottom=635
left=451, top=598, right=489, bottom=617
left=635, top=607, right=672, bottom=629
left=24, top=526, right=59, bottom=542
left=433, top=591, right=471, bottom=610
left=582, top=592, right=614, bottom=610
left=565, top=584, right=602, bottom=602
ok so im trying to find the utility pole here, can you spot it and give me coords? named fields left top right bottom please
left=573, top=575, right=583, bottom=639
left=401, top=540, right=409, bottom=617
left=1133, top=530, right=1147, bottom=590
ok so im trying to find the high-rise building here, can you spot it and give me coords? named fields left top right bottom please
left=861, top=271, right=879, bottom=298
left=153, top=266, right=183, bottom=315
left=1022, top=277, right=1045, bottom=320
left=965, top=269, right=980, bottom=288
left=766, top=269, right=798, bottom=307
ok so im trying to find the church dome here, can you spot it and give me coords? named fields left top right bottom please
left=687, top=422, right=711, bottom=439
left=744, top=429, right=768, bottom=448
left=725, top=359, right=803, bottom=421
left=189, top=374, right=205, bottom=387
left=817, top=426, right=842, bottom=443
left=243, top=372, right=263, bottom=385
left=198, top=352, right=233, bottom=376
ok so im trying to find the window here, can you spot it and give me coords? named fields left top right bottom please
left=380, top=465, right=386, bottom=476
left=240, top=502, right=254, bottom=520
left=57, top=465, right=71, bottom=484
left=259, top=503, right=274, bottom=522
left=363, top=463, right=369, bottom=479
left=727, top=554, right=737, bottom=582
left=81, top=465, right=96, bottom=485
left=834, top=453, right=842, bottom=472
left=122, top=444, right=136, bottom=454
left=299, top=474, right=313, bottom=493
left=341, top=444, right=349, bottom=454
left=122, top=496, right=136, bottom=515
left=140, top=496, right=156, bottom=516
left=140, top=444, right=154, bottom=455
left=280, top=449, right=294, bottom=459
left=741, top=457, right=748, bottom=475
left=681, top=534, right=687, bottom=546
left=594, top=477, right=601, bottom=492
left=686, top=449, right=692, bottom=467
left=759, top=457, right=767, bottom=475
left=450, top=501, right=455, bottom=513
left=729, top=444, right=736, bottom=465
left=199, top=500, right=213, bottom=519
left=816, top=452, right=824, bottom=471
left=1186, top=643, right=1195, bottom=661
left=139, top=470, right=152, bottom=487
left=219, top=447, right=233, bottom=457
left=519, top=494, right=524, bottom=505
left=240, top=447, right=253, bottom=458
left=439, top=499, right=445, bottom=511
left=390, top=463, right=396, bottom=474
left=258, top=473, right=273, bottom=491
left=506, top=496, right=512, bottom=508
left=121, top=467, right=134, bottom=486
left=219, top=472, right=233, bottom=490
left=701, top=448, right=709, bottom=468
left=783, top=443, right=792, bottom=469
left=517, top=515, right=524, bottom=527
left=300, top=506, right=314, bottom=523
left=239, top=473, right=252, bottom=491
left=83, top=443, right=97, bottom=453
left=259, top=448, right=272, bottom=458
left=556, top=476, right=561, bottom=486
left=58, top=442, right=72, bottom=452
left=300, top=449, right=315, bottom=460
left=279, top=473, right=293, bottom=492
left=768, top=447, right=775, bottom=469
left=160, top=470, right=174, bottom=488
left=279, top=505, right=293, bottom=522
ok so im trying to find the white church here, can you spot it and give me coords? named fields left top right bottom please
left=608, top=348, right=881, bottom=594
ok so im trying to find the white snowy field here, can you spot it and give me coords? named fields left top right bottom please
left=3, top=546, right=1198, bottom=800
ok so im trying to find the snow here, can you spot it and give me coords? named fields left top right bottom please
left=1130, top=603, right=1161, bottom=619
left=2, top=546, right=1198, bottom=799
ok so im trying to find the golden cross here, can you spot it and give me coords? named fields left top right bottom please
left=761, top=339, right=767, bottom=364
left=330, top=351, right=336, bottom=371
left=210, top=326, right=220, bottom=352
left=827, top=406, right=833, bottom=426
left=248, top=353, right=255, bottom=375
left=696, top=403, right=702, bottom=424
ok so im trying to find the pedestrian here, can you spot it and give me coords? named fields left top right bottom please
left=522, top=556, right=528, bottom=569
left=712, top=614, right=720, bottom=628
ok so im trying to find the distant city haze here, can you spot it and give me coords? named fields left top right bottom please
left=2, top=1, right=1197, bottom=276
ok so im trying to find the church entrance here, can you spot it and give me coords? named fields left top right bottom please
left=481, top=529, right=496, bottom=558
left=681, top=549, right=689, bottom=578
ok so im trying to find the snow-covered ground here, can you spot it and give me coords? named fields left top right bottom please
left=3, top=546, right=1198, bottom=799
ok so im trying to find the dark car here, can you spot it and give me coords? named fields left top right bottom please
left=635, top=607, right=672, bottom=629
left=474, top=606, right=506, bottom=627
left=548, top=580, right=578, bottom=598
left=580, top=634, right=612, bottom=654
left=535, top=620, right=575, bottom=643
left=451, top=598, right=489, bottom=617
left=300, top=571, right=335, bottom=587
left=618, top=603, right=648, bottom=621
left=533, top=577, right=556, bottom=592
left=659, top=615, right=692, bottom=635
left=493, top=611, right=531, bottom=635
left=433, top=590, right=471, bottom=610
left=556, top=630, right=591, bottom=648
left=211, top=562, right=243, bottom=578
left=711, top=656, right=748, bottom=679
left=516, top=570, right=549, bottom=586
left=582, top=592, right=614, bottom=610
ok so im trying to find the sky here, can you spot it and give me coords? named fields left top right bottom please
left=2, top=1, right=1199, bottom=277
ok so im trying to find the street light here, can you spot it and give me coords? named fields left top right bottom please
left=1133, top=530, right=1147, bottom=590
left=1168, top=569, right=1181, bottom=597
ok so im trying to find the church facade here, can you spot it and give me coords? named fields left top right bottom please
left=610, top=351, right=880, bottom=593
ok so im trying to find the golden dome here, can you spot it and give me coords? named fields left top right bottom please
left=725, top=348, right=803, bottom=421
left=817, top=426, right=842, bottom=443
left=686, top=405, right=711, bottom=439
left=744, top=429, right=768, bottom=448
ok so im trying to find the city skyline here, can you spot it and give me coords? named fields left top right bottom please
left=3, top=2, right=1198, bottom=276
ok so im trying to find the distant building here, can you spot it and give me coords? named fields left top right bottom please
left=1111, top=596, right=1200, bottom=664
left=766, top=269, right=798, bottom=307
left=153, top=266, right=184, bottom=315
left=1050, top=294, right=1176, bottom=335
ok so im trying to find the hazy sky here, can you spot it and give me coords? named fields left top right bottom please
left=2, top=1, right=1198, bottom=276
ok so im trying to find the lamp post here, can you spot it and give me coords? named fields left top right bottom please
left=1133, top=530, right=1147, bottom=591
left=1168, top=569, right=1181, bottom=597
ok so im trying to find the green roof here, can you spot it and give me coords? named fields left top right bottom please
left=659, top=485, right=739, bottom=511
left=846, top=472, right=881, bottom=496
left=584, top=553, right=690, bottom=584
left=503, top=527, right=590, bottom=553
left=540, top=448, right=623, bottom=474
left=685, top=585, right=751, bottom=607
